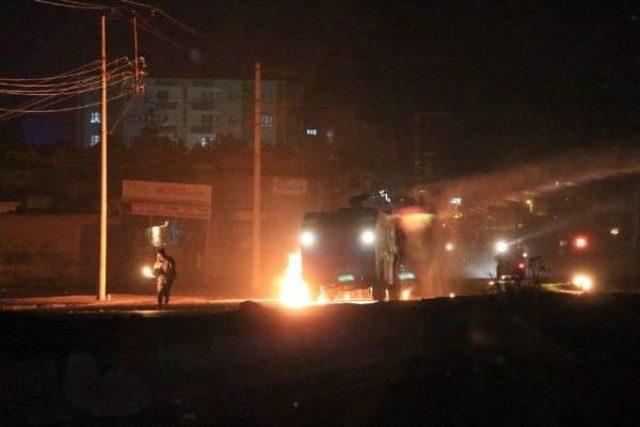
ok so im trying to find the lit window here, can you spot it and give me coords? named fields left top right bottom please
left=199, top=136, right=214, bottom=147
left=306, top=129, right=318, bottom=136
left=260, top=114, right=274, bottom=126
left=90, top=111, right=100, bottom=124
left=90, top=134, right=100, bottom=147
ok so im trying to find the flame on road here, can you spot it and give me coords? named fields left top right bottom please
left=316, top=291, right=328, bottom=305
left=279, top=253, right=312, bottom=308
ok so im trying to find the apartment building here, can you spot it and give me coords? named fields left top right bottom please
left=77, top=78, right=300, bottom=148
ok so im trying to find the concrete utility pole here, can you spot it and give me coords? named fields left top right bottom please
left=252, top=62, right=262, bottom=294
left=132, top=13, right=141, bottom=93
left=98, top=15, right=108, bottom=301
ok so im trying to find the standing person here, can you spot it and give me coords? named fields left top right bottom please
left=154, top=248, right=177, bottom=308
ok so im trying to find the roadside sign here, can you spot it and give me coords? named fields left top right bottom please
left=123, top=180, right=211, bottom=206
left=273, top=177, right=307, bottom=196
left=131, top=202, right=211, bottom=220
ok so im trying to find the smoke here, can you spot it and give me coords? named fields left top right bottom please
left=406, top=146, right=640, bottom=296
left=413, top=146, right=640, bottom=217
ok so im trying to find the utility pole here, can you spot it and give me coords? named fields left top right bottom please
left=98, top=15, right=108, bottom=301
left=132, top=13, right=140, bottom=93
left=131, top=13, right=145, bottom=94
left=252, top=62, right=262, bottom=294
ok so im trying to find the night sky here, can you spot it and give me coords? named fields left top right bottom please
left=1, top=0, right=639, bottom=149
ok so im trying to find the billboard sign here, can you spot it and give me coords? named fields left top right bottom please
left=123, top=180, right=211, bottom=206
left=131, top=202, right=211, bottom=220
left=272, top=177, right=307, bottom=196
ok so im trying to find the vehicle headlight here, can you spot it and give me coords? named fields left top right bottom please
left=495, top=240, right=508, bottom=253
left=360, top=229, right=376, bottom=246
left=572, top=274, right=593, bottom=291
left=300, top=230, right=315, bottom=247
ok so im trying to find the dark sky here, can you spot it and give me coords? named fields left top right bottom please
left=1, top=0, right=639, bottom=146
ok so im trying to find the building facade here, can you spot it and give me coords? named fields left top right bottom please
left=77, top=78, right=301, bottom=148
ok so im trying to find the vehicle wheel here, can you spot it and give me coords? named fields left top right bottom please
left=388, top=258, right=401, bottom=301
left=372, top=280, right=386, bottom=302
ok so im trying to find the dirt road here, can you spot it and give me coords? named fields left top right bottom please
left=2, top=292, right=639, bottom=426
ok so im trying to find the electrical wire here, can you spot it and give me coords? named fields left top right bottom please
left=33, top=0, right=110, bottom=10
left=109, top=91, right=139, bottom=134
left=0, top=61, right=101, bottom=82
left=1, top=78, right=107, bottom=119
left=59, top=0, right=111, bottom=9
left=0, top=58, right=130, bottom=88
left=133, top=11, right=183, bottom=48
left=0, top=75, right=132, bottom=97
left=0, top=73, right=134, bottom=118
left=0, top=74, right=134, bottom=119
left=0, top=88, right=134, bottom=116
left=0, top=64, right=133, bottom=95
left=121, top=0, right=195, bottom=35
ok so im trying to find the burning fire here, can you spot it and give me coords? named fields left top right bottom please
left=279, top=253, right=312, bottom=308
left=401, top=289, right=412, bottom=300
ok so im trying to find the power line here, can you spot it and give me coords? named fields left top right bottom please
left=0, top=64, right=133, bottom=95
left=132, top=11, right=183, bottom=49
left=120, top=0, right=195, bottom=35
left=0, top=74, right=133, bottom=116
left=0, top=58, right=130, bottom=87
left=33, top=0, right=110, bottom=10
left=59, top=0, right=111, bottom=9
left=109, top=90, right=138, bottom=134
left=0, top=75, right=134, bottom=119
left=0, top=89, right=134, bottom=115
left=0, top=70, right=133, bottom=95
left=0, top=61, right=100, bottom=82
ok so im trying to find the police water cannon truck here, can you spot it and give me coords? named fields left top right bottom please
left=300, top=193, right=416, bottom=301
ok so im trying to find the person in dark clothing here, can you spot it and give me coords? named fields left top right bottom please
left=153, top=248, right=177, bottom=308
